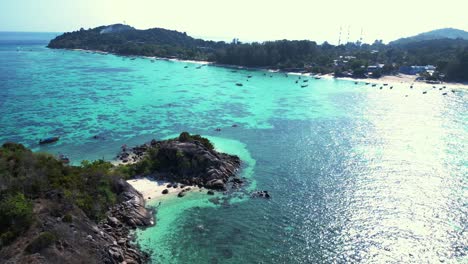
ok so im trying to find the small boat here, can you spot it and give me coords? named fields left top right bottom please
left=354, top=82, right=358, bottom=84
left=247, top=75, right=252, bottom=78
left=295, top=80, right=298, bottom=83
left=39, top=136, right=59, bottom=145
left=314, top=76, right=321, bottom=80
left=130, top=58, right=136, bottom=61
left=442, top=92, right=447, bottom=95
left=301, top=84, right=308, bottom=88
left=58, top=154, right=70, bottom=164
left=372, top=84, right=377, bottom=87
left=365, top=82, right=370, bottom=85
left=383, top=83, right=388, bottom=86
left=235, top=83, right=243, bottom=86
left=423, top=91, right=427, bottom=94
left=303, top=80, right=308, bottom=83
left=184, top=66, right=189, bottom=68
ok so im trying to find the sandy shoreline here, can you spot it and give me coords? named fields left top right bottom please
left=127, top=177, right=205, bottom=202
left=69, top=48, right=468, bottom=90
left=70, top=48, right=213, bottom=65
left=335, top=74, right=468, bottom=90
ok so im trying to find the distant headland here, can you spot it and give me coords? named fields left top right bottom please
left=48, top=24, right=468, bottom=82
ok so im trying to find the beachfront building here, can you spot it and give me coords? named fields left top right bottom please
left=399, top=65, right=436, bottom=75
left=367, top=64, right=385, bottom=72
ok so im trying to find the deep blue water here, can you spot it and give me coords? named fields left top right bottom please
left=0, top=32, right=467, bottom=263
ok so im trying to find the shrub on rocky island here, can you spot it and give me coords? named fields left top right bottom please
left=25, top=232, right=57, bottom=254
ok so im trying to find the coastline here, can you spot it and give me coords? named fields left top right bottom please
left=67, top=48, right=468, bottom=90
left=70, top=48, right=213, bottom=65
left=335, top=74, right=468, bottom=90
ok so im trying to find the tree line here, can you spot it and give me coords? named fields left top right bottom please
left=48, top=26, right=468, bottom=81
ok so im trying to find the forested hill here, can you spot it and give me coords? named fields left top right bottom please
left=48, top=24, right=468, bottom=82
left=390, top=28, right=468, bottom=45
left=48, top=24, right=227, bottom=60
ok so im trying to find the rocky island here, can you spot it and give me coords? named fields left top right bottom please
left=116, top=132, right=242, bottom=191
left=0, top=133, right=242, bottom=263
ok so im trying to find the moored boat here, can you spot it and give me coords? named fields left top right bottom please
left=39, top=136, right=59, bottom=145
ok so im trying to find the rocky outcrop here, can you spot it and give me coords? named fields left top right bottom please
left=99, top=24, right=135, bottom=34
left=100, top=179, right=154, bottom=263
left=0, top=180, right=153, bottom=264
left=109, top=179, right=153, bottom=228
left=251, top=190, right=271, bottom=199
left=117, top=134, right=242, bottom=191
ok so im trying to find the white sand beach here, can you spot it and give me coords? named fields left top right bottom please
left=335, top=74, right=468, bottom=90
left=127, top=177, right=204, bottom=201
left=70, top=48, right=468, bottom=90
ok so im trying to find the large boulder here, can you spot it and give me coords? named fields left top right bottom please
left=111, top=179, right=154, bottom=227
left=135, top=134, right=241, bottom=190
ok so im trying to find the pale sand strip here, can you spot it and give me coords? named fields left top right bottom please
left=70, top=48, right=212, bottom=65
left=127, top=177, right=203, bottom=202
left=330, top=74, right=467, bottom=90
left=69, top=49, right=468, bottom=90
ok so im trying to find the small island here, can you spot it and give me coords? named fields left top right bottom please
left=0, top=133, right=243, bottom=263
left=116, top=132, right=241, bottom=190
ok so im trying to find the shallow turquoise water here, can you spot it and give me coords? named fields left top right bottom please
left=1, top=33, right=467, bottom=263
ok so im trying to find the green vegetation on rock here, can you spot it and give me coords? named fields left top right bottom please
left=178, top=132, right=214, bottom=150
left=25, top=232, right=57, bottom=254
left=0, top=193, right=33, bottom=247
left=0, top=133, right=237, bottom=254
left=0, top=142, right=120, bottom=247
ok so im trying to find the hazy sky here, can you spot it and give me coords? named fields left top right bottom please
left=1, top=0, right=467, bottom=43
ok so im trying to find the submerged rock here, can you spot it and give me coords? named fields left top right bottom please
left=251, top=190, right=271, bottom=199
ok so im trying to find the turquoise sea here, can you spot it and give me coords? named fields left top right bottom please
left=1, top=32, right=467, bottom=263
